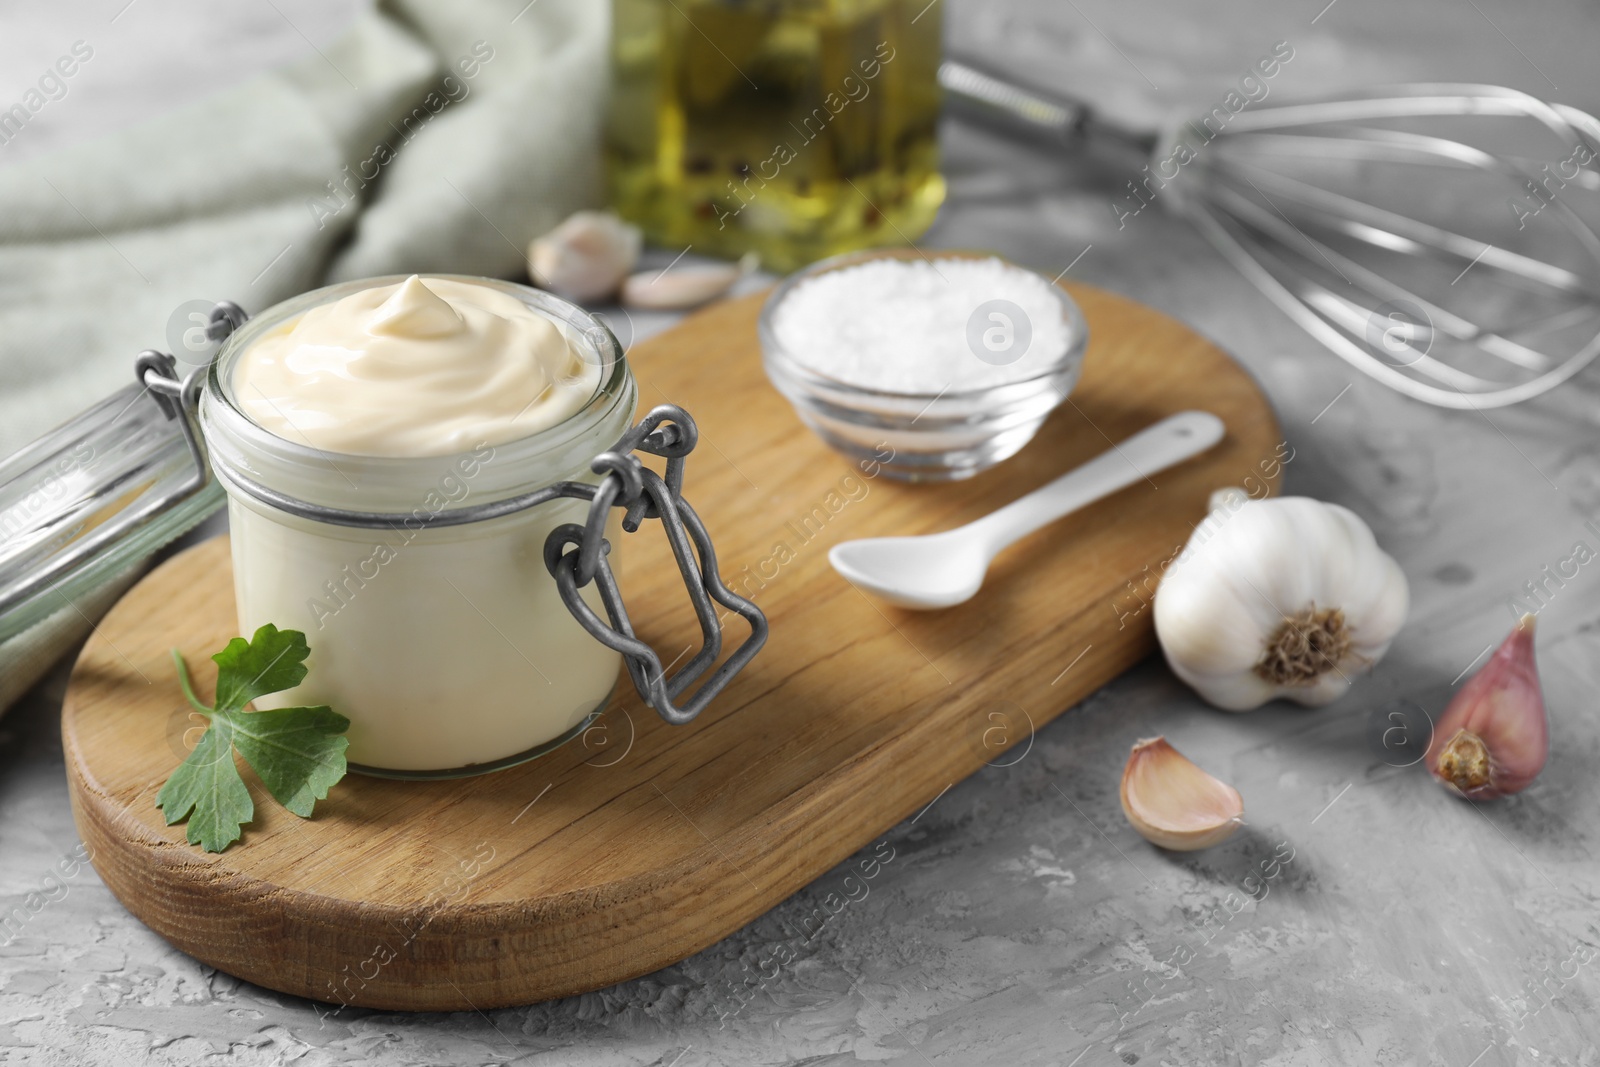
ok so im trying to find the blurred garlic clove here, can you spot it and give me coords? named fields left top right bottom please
left=1120, top=736, right=1244, bottom=851
left=1426, top=614, right=1548, bottom=800
left=621, top=252, right=758, bottom=311
left=528, top=211, right=642, bottom=304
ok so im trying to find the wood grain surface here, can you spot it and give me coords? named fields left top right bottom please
left=61, top=283, right=1281, bottom=1011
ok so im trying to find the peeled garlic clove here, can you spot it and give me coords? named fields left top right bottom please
left=1426, top=614, right=1548, bottom=800
left=621, top=252, right=757, bottom=310
left=1120, top=736, right=1244, bottom=851
left=528, top=211, right=642, bottom=304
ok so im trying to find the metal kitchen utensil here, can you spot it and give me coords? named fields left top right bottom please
left=0, top=302, right=766, bottom=725
left=941, top=60, right=1600, bottom=409
left=829, top=410, right=1224, bottom=609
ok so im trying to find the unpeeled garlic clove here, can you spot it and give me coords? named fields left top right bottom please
left=621, top=252, right=758, bottom=311
left=1426, top=614, right=1547, bottom=800
left=1120, top=736, right=1244, bottom=851
left=528, top=211, right=642, bottom=304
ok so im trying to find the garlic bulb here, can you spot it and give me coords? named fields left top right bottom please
left=528, top=211, right=642, bottom=304
left=1153, top=489, right=1409, bottom=711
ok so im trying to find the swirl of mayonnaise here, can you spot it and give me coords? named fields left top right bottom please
left=233, top=275, right=601, bottom=457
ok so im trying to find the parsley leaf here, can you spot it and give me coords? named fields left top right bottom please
left=155, top=624, right=350, bottom=852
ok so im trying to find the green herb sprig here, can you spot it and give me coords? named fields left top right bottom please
left=156, top=625, right=350, bottom=853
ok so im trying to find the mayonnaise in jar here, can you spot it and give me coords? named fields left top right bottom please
left=201, top=275, right=636, bottom=775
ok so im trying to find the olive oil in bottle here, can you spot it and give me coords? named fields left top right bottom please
left=607, top=0, right=945, bottom=272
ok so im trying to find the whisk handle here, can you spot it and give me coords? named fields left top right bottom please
left=940, top=57, right=1155, bottom=160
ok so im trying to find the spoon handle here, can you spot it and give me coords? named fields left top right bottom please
left=965, top=411, right=1226, bottom=557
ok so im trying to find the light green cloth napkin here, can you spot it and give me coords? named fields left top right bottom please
left=0, top=0, right=608, bottom=711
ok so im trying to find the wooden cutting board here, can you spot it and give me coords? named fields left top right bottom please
left=62, top=283, right=1281, bottom=1011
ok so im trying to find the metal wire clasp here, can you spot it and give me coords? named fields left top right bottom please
left=543, top=405, right=767, bottom=725
left=135, top=301, right=248, bottom=492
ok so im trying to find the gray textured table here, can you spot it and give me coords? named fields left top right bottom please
left=4, top=1, right=1600, bottom=1064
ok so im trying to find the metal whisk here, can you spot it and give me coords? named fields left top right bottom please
left=941, top=60, right=1600, bottom=409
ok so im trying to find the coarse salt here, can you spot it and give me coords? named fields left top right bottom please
left=769, top=256, right=1073, bottom=394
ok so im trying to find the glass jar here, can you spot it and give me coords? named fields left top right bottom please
left=199, top=276, right=637, bottom=778
left=606, top=0, right=945, bottom=272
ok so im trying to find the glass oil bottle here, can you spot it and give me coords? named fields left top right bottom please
left=607, top=0, right=945, bottom=272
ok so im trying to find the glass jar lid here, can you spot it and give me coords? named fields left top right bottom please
left=0, top=376, right=222, bottom=644
left=0, top=303, right=246, bottom=645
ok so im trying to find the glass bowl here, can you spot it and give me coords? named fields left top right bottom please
left=758, top=248, right=1089, bottom=481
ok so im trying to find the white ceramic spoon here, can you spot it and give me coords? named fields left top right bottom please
left=828, top=410, right=1226, bottom=609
